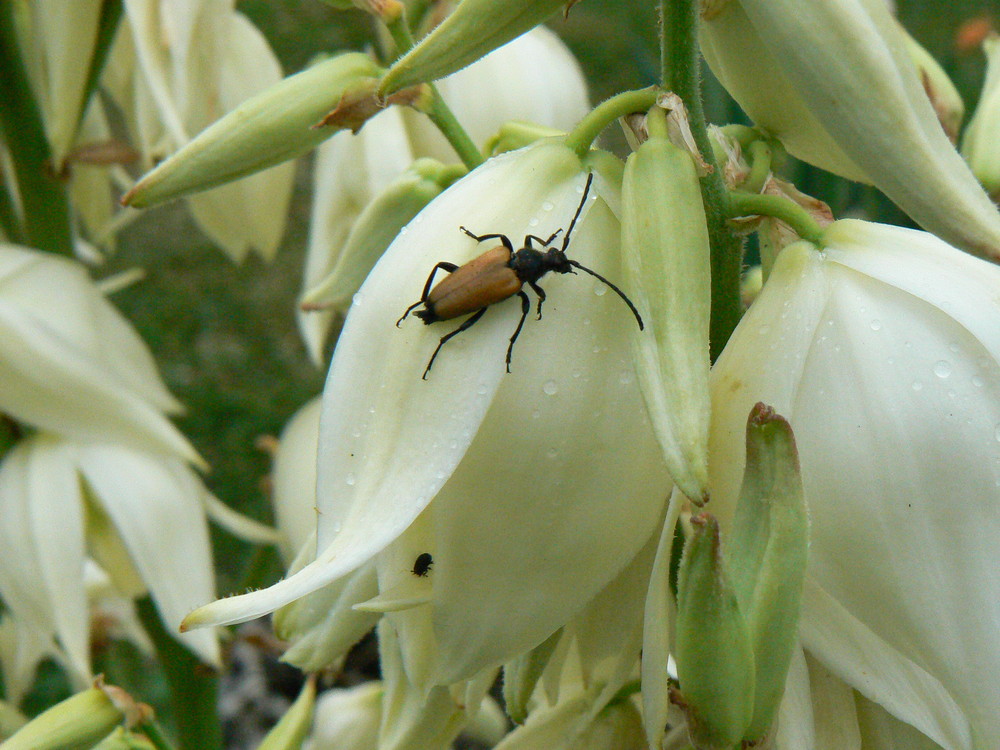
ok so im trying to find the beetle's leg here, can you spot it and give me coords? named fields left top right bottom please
left=397, top=262, right=458, bottom=326
left=505, top=290, right=532, bottom=372
left=459, top=228, right=514, bottom=253
left=423, top=307, right=488, bottom=379
left=524, top=229, right=562, bottom=248
left=528, top=281, right=546, bottom=320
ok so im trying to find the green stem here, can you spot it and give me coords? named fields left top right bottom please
left=727, top=192, right=825, bottom=244
left=76, top=0, right=124, bottom=136
left=137, top=598, right=221, bottom=750
left=741, top=141, right=773, bottom=194
left=564, top=88, right=659, bottom=157
left=0, top=2, right=73, bottom=255
left=139, top=720, right=178, bottom=750
left=660, top=0, right=742, bottom=361
left=383, top=9, right=483, bottom=169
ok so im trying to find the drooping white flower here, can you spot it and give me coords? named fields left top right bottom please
left=113, top=0, right=294, bottom=261
left=0, top=243, right=197, bottom=463
left=708, top=219, right=1000, bottom=748
left=186, top=140, right=670, bottom=690
left=0, top=435, right=221, bottom=684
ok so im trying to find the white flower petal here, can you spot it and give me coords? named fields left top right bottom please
left=0, top=437, right=90, bottom=681
left=77, top=444, right=220, bottom=666
left=272, top=397, right=323, bottom=562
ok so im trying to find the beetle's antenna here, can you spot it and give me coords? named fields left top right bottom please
left=567, top=260, right=644, bottom=330
left=561, top=172, right=594, bottom=253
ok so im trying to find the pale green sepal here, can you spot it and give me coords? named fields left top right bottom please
left=503, top=628, right=563, bottom=724
left=725, top=403, right=808, bottom=743
left=92, top=727, right=156, bottom=750
left=353, top=580, right=433, bottom=613
left=301, top=159, right=452, bottom=314
left=640, top=488, right=683, bottom=750
left=2, top=686, right=124, bottom=750
left=896, top=20, right=964, bottom=142
left=485, top=122, right=568, bottom=156
left=674, top=514, right=755, bottom=749
left=621, top=136, right=711, bottom=503
left=123, top=53, right=384, bottom=207
left=379, top=0, right=568, bottom=95
left=257, top=676, right=316, bottom=750
left=962, top=35, right=1000, bottom=200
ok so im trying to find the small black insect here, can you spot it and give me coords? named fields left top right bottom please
left=411, top=552, right=433, bottom=577
left=397, top=172, right=644, bottom=378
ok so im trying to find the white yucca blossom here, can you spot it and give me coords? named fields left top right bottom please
left=0, top=436, right=221, bottom=683
left=107, top=0, right=293, bottom=261
left=186, top=141, right=670, bottom=694
left=708, top=220, right=1000, bottom=749
left=299, top=26, right=591, bottom=363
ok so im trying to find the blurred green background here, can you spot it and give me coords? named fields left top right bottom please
left=105, top=0, right=998, bottom=598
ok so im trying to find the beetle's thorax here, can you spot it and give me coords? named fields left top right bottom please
left=508, top=246, right=571, bottom=283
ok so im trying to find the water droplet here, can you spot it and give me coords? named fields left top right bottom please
left=542, top=379, right=559, bottom=395
left=351, top=428, right=361, bottom=438
left=352, top=292, right=363, bottom=307
left=528, top=217, right=540, bottom=227
left=912, top=380, right=924, bottom=392
left=933, top=360, right=952, bottom=378
left=368, top=405, right=376, bottom=414
left=758, top=324, right=771, bottom=336
left=532, top=409, right=541, bottom=419
left=546, top=447, right=559, bottom=459
left=476, top=383, right=488, bottom=395
left=869, top=319, right=882, bottom=331
left=593, top=284, right=607, bottom=296
left=618, top=370, right=634, bottom=385
left=399, top=226, right=408, bottom=235
left=541, top=201, right=554, bottom=211
left=345, top=473, right=356, bottom=486
left=572, top=368, right=582, bottom=379
left=949, top=342, right=960, bottom=353
left=583, top=318, right=591, bottom=326
left=972, top=374, right=985, bottom=388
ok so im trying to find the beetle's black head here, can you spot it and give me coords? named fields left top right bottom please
left=543, top=247, right=573, bottom=275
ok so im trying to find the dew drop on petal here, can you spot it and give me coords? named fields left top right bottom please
left=869, top=319, right=882, bottom=331
left=345, top=473, right=356, bottom=486
left=542, top=379, right=559, bottom=396
left=972, top=374, right=985, bottom=388
left=933, top=360, right=952, bottom=379
left=912, top=380, right=924, bottom=392
left=541, top=201, right=554, bottom=212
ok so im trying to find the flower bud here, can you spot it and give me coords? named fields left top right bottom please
left=257, top=677, right=316, bottom=750
left=379, top=0, right=571, bottom=94
left=962, top=35, right=1000, bottom=200
left=123, top=53, right=388, bottom=207
left=674, top=514, right=755, bottom=749
left=621, top=118, right=711, bottom=503
left=2, top=683, right=128, bottom=750
left=305, top=682, right=382, bottom=750
left=725, top=404, right=807, bottom=744
left=484, top=122, right=568, bottom=156
left=302, top=159, right=456, bottom=315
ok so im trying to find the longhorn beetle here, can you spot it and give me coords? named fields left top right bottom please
left=396, top=173, right=644, bottom=379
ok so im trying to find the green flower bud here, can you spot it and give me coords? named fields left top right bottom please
left=379, top=0, right=571, bottom=95
left=319, top=0, right=403, bottom=21
left=301, top=159, right=460, bottom=314
left=257, top=677, right=317, bottom=750
left=3, top=684, right=130, bottom=750
left=962, top=35, right=1000, bottom=200
left=725, top=403, right=808, bottom=744
left=621, top=112, right=711, bottom=503
left=123, top=53, right=390, bottom=208
left=674, top=514, right=755, bottom=750
left=502, top=628, right=563, bottom=724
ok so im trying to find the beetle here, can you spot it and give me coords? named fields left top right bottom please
left=411, top=552, right=433, bottom=577
left=396, top=172, right=644, bottom=379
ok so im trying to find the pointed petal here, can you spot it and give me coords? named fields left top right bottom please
left=77, top=445, right=220, bottom=666
left=0, top=437, right=90, bottom=681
